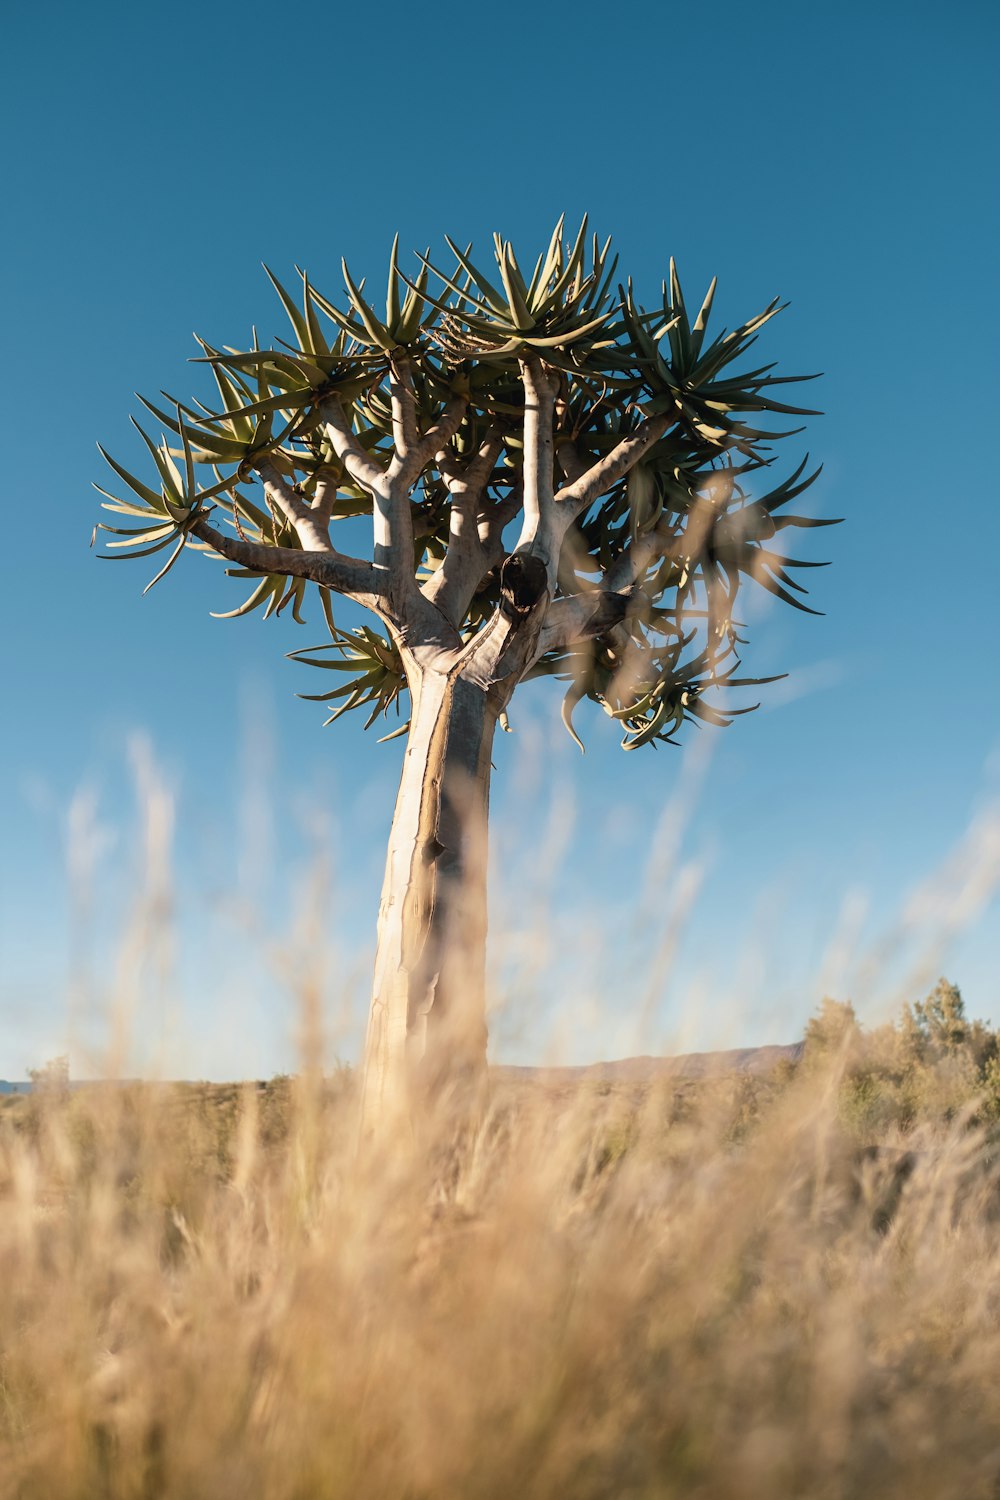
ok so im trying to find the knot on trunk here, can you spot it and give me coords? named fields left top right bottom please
left=499, top=553, right=548, bottom=619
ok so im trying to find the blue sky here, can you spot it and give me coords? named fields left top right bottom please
left=1, top=0, right=998, bottom=1079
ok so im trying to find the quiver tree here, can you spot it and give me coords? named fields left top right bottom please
left=94, top=219, right=838, bottom=1135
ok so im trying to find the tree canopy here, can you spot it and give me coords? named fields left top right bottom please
left=94, top=218, right=838, bottom=753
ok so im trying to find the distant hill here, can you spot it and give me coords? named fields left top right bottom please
left=0, top=1044, right=804, bottom=1096
left=0, top=1078, right=139, bottom=1095
left=494, top=1043, right=805, bottom=1084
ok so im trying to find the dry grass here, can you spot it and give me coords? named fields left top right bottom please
left=5, top=758, right=997, bottom=1496
left=2, top=1046, right=1000, bottom=1499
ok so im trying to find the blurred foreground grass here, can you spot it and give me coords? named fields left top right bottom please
left=3, top=984, right=1000, bottom=1498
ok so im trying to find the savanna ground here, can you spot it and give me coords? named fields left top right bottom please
left=3, top=983, right=1000, bottom=1499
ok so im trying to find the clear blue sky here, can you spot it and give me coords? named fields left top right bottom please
left=1, top=0, right=997, bottom=1079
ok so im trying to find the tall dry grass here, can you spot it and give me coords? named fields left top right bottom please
left=3, top=752, right=999, bottom=1498
left=3, top=1047, right=1000, bottom=1499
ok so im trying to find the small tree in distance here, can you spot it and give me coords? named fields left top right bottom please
left=94, top=219, right=838, bottom=1135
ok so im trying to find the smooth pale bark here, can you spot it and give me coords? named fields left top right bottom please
left=360, top=553, right=550, bottom=1140
left=361, top=665, right=496, bottom=1136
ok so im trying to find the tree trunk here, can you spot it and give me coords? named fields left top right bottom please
left=359, top=553, right=550, bottom=1143
left=359, top=662, right=499, bottom=1138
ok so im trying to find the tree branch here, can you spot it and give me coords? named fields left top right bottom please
left=409, top=395, right=469, bottom=481
left=555, top=437, right=588, bottom=485
left=310, top=472, right=339, bottom=524
left=600, top=523, right=674, bottom=593
left=533, top=520, right=676, bottom=657
left=255, top=457, right=332, bottom=551
left=458, top=425, right=506, bottom=497
left=479, top=482, right=523, bottom=551
left=421, top=428, right=504, bottom=628
left=554, top=412, right=672, bottom=516
left=385, top=355, right=469, bottom=492
left=386, top=353, right=420, bottom=473
left=535, top=587, right=638, bottom=656
left=517, top=355, right=556, bottom=537
left=321, top=389, right=471, bottom=640
left=320, top=393, right=418, bottom=602
left=320, top=398, right=389, bottom=498
left=190, top=514, right=381, bottom=603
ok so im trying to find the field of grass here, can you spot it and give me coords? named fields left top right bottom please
left=3, top=987, right=1000, bottom=1499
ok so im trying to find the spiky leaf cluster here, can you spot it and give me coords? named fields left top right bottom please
left=290, top=627, right=406, bottom=736
left=95, top=218, right=837, bottom=749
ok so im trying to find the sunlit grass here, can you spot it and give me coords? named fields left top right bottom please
left=4, top=1001, right=1000, bottom=1498
left=3, top=753, right=1000, bottom=1498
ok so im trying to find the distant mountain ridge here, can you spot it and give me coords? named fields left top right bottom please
left=494, top=1043, right=805, bottom=1083
left=0, top=1044, right=805, bottom=1094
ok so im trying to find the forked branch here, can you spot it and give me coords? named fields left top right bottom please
left=256, top=457, right=332, bottom=551
left=320, top=398, right=389, bottom=499
left=386, top=357, right=468, bottom=487
left=422, top=427, right=505, bottom=627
